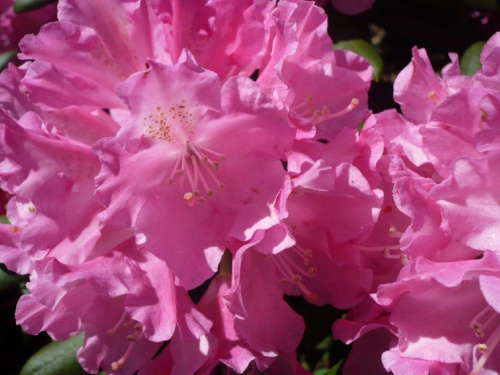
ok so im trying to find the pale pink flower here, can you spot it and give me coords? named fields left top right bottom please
left=239, top=123, right=386, bottom=309
left=94, top=54, right=294, bottom=289
left=332, top=296, right=396, bottom=374
left=368, top=41, right=500, bottom=261
left=196, top=274, right=259, bottom=373
left=430, top=154, right=500, bottom=252
left=150, top=0, right=273, bottom=80
left=224, top=239, right=305, bottom=365
left=475, top=32, right=500, bottom=91
left=19, top=0, right=169, bottom=109
left=16, top=241, right=213, bottom=374
left=0, top=62, right=119, bottom=144
left=257, top=0, right=371, bottom=140
left=374, top=252, right=500, bottom=375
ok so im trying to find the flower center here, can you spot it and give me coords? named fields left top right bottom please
left=168, top=142, right=225, bottom=206
left=143, top=101, right=196, bottom=144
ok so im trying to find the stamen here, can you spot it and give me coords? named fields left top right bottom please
left=10, top=225, right=19, bottom=233
left=107, top=312, right=128, bottom=336
left=428, top=91, right=439, bottom=100
left=278, top=253, right=316, bottom=278
left=182, top=152, right=197, bottom=194
left=195, top=145, right=226, bottom=162
left=297, top=97, right=359, bottom=124
left=170, top=142, right=225, bottom=204
left=200, top=160, right=225, bottom=190
left=388, top=226, right=404, bottom=238
left=293, top=95, right=314, bottom=112
left=167, top=153, right=182, bottom=184
left=191, top=156, right=211, bottom=195
left=319, top=98, right=359, bottom=122
left=400, top=254, right=409, bottom=265
left=272, top=249, right=318, bottom=302
left=111, top=331, right=144, bottom=371
left=468, top=323, right=500, bottom=375
left=355, top=240, right=406, bottom=263
left=291, top=244, right=313, bottom=265
left=470, top=307, right=496, bottom=337
left=383, top=251, right=402, bottom=259
left=357, top=244, right=402, bottom=252
left=184, top=192, right=195, bottom=205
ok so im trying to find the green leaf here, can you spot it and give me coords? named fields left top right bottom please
left=315, top=336, right=333, bottom=351
left=20, top=334, right=87, bottom=375
left=334, top=39, right=384, bottom=82
left=14, top=0, right=56, bottom=13
left=0, top=50, right=17, bottom=72
left=326, top=359, right=344, bottom=375
left=0, top=267, right=27, bottom=293
left=460, top=41, right=486, bottom=77
left=0, top=215, right=9, bottom=224
left=357, top=122, right=365, bottom=133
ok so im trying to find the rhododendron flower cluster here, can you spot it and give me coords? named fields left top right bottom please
left=0, top=0, right=499, bottom=374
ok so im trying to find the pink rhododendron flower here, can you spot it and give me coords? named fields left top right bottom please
left=475, top=32, right=500, bottom=91
left=430, top=154, right=500, bottom=252
left=257, top=0, right=371, bottom=140
left=18, top=0, right=169, bottom=109
left=0, top=62, right=119, bottom=144
left=374, top=252, right=500, bottom=375
left=224, top=239, right=305, bottom=362
left=0, top=109, right=104, bottom=273
left=5, top=1, right=500, bottom=374
left=365, top=34, right=500, bottom=263
left=150, top=0, right=273, bottom=80
left=16, top=238, right=214, bottom=373
left=332, top=33, right=500, bottom=375
left=95, top=54, right=294, bottom=289
left=18, top=0, right=273, bottom=111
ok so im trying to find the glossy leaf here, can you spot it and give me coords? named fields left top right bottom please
left=0, top=50, right=17, bottom=72
left=460, top=41, right=486, bottom=76
left=14, top=0, right=56, bottom=13
left=325, top=359, right=344, bottom=375
left=0, top=267, right=27, bottom=293
left=19, top=334, right=87, bottom=375
left=334, top=39, right=383, bottom=82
